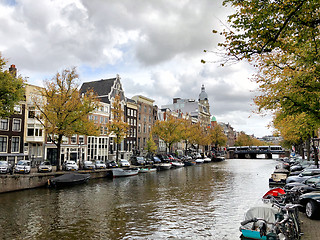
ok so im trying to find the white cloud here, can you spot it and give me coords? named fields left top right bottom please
left=0, top=0, right=274, bottom=137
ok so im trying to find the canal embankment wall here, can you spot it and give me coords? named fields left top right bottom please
left=0, top=169, right=111, bottom=193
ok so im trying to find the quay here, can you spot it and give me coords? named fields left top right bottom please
left=0, top=168, right=112, bottom=193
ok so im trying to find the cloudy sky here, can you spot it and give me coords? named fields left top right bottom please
left=0, top=0, right=274, bottom=137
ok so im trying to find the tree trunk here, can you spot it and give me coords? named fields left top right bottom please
left=185, top=140, right=188, bottom=156
left=306, top=138, right=311, bottom=161
left=56, top=135, right=63, bottom=171
left=116, top=142, right=119, bottom=163
left=312, top=133, right=319, bottom=168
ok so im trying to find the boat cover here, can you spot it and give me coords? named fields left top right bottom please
left=51, top=173, right=90, bottom=183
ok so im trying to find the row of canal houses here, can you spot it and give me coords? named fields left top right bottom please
left=0, top=65, right=235, bottom=167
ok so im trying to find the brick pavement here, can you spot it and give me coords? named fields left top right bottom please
left=300, top=213, right=320, bottom=239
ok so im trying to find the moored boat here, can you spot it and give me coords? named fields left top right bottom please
left=171, top=161, right=184, bottom=168
left=195, top=158, right=204, bottom=164
left=112, top=168, right=139, bottom=177
left=183, top=160, right=196, bottom=166
left=48, top=173, right=90, bottom=188
left=139, top=168, right=157, bottom=173
left=158, top=163, right=172, bottom=170
left=203, top=157, right=211, bottom=163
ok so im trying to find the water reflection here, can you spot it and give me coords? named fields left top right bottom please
left=0, top=159, right=277, bottom=239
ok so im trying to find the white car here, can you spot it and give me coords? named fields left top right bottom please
left=83, top=161, right=95, bottom=170
left=14, top=160, right=31, bottom=174
left=95, top=161, right=107, bottom=169
left=0, top=161, right=13, bottom=174
left=37, top=161, right=53, bottom=173
left=62, top=161, right=79, bottom=171
left=119, top=159, right=130, bottom=167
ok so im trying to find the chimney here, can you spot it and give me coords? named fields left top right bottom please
left=173, top=98, right=180, bottom=104
left=9, top=64, right=17, bottom=78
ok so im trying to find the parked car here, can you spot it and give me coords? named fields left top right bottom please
left=106, top=160, right=118, bottom=168
left=299, top=191, right=320, bottom=219
left=286, top=168, right=320, bottom=183
left=83, top=161, right=95, bottom=170
left=37, top=161, right=53, bottom=173
left=151, top=156, right=161, bottom=164
left=145, top=158, right=154, bottom=165
left=62, top=161, right=79, bottom=171
left=0, top=161, right=13, bottom=174
left=119, top=159, right=130, bottom=167
left=130, top=156, right=146, bottom=165
left=157, top=155, right=170, bottom=163
left=95, top=160, right=107, bottom=169
left=292, top=182, right=320, bottom=195
left=14, top=160, right=31, bottom=174
left=284, top=176, right=320, bottom=190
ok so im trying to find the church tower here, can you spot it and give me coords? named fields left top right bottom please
left=198, top=84, right=210, bottom=115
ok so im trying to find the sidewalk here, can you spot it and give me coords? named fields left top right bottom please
left=300, top=213, right=320, bottom=239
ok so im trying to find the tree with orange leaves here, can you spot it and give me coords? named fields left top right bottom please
left=33, top=67, right=100, bottom=170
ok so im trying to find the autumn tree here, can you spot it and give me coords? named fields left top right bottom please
left=187, top=122, right=205, bottom=153
left=213, top=0, right=320, bottom=161
left=235, top=132, right=253, bottom=146
left=106, top=94, right=129, bottom=163
left=145, top=134, right=157, bottom=157
left=152, top=114, right=182, bottom=153
left=34, top=67, right=100, bottom=170
left=180, top=118, right=196, bottom=155
left=209, top=124, right=227, bottom=149
left=0, top=54, right=25, bottom=117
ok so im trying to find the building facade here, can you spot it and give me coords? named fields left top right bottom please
left=131, top=95, right=157, bottom=156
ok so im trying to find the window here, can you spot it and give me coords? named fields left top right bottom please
left=14, top=105, right=21, bottom=113
left=79, top=136, right=84, bottom=144
left=138, top=113, right=141, bottom=120
left=71, top=135, right=77, bottom=144
left=13, top=119, right=21, bottom=131
left=94, top=116, right=98, bottom=123
left=0, top=136, right=7, bottom=152
left=28, top=107, right=35, bottom=118
left=143, top=124, right=146, bottom=133
left=27, top=128, right=34, bottom=136
left=0, top=119, right=9, bottom=130
left=144, top=106, right=147, bottom=113
left=100, top=117, right=104, bottom=124
left=138, top=124, right=141, bottom=133
left=11, top=137, right=19, bottom=153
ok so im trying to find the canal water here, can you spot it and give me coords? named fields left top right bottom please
left=0, top=158, right=277, bottom=240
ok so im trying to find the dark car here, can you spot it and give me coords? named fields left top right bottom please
left=285, top=176, right=320, bottom=190
left=106, top=160, right=118, bottom=168
left=286, top=169, right=320, bottom=183
left=152, top=156, right=161, bottom=164
left=299, top=191, right=320, bottom=219
left=130, top=156, right=146, bottom=166
left=157, top=155, right=170, bottom=163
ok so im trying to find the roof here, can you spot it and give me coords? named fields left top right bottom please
left=80, top=76, right=125, bottom=104
left=199, top=84, right=208, bottom=101
left=80, top=78, right=116, bottom=97
left=211, top=116, right=217, bottom=122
